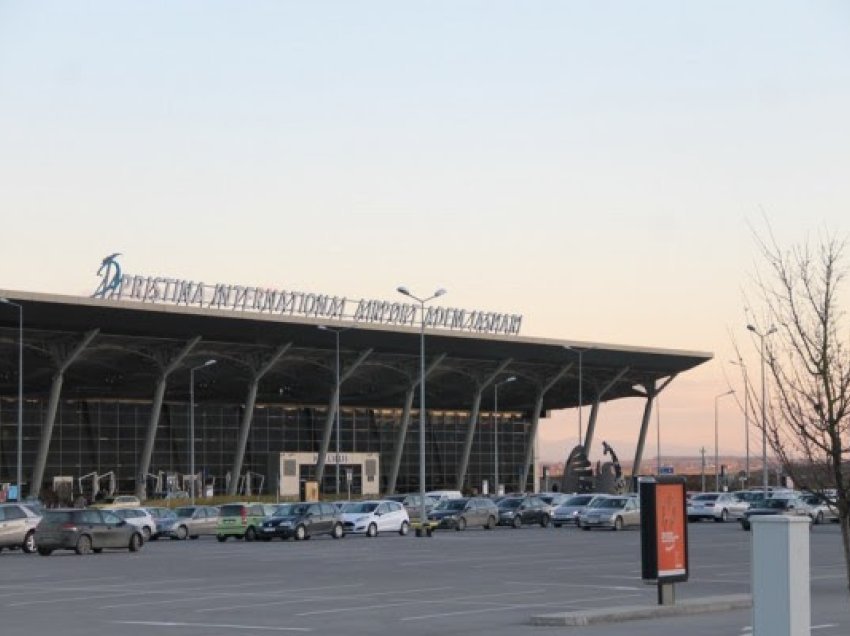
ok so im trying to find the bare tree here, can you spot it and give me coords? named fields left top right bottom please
left=736, top=227, right=850, bottom=594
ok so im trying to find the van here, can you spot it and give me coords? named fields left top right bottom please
left=425, top=490, right=463, bottom=501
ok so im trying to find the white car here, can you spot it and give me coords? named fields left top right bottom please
left=0, top=503, right=42, bottom=553
left=110, top=508, right=157, bottom=541
left=340, top=500, right=410, bottom=537
left=687, top=492, right=749, bottom=523
left=552, top=494, right=599, bottom=527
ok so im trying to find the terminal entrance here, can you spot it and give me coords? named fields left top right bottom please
left=277, top=452, right=380, bottom=499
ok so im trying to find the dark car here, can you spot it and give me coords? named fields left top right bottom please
left=35, top=509, right=144, bottom=555
left=740, top=496, right=811, bottom=531
left=260, top=502, right=344, bottom=540
left=497, top=496, right=551, bottom=528
left=425, top=497, right=499, bottom=531
left=145, top=507, right=178, bottom=540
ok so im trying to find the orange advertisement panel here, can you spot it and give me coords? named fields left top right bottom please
left=655, top=483, right=686, bottom=577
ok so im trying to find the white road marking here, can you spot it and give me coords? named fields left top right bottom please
left=503, top=580, right=640, bottom=591
left=113, top=620, right=311, bottom=632
left=812, top=625, right=837, bottom=630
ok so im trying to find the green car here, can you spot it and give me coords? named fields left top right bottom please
left=216, top=502, right=279, bottom=542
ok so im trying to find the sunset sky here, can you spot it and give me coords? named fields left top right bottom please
left=1, top=1, right=849, bottom=464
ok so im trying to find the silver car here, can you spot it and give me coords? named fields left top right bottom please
left=578, top=495, right=641, bottom=531
left=170, top=505, right=220, bottom=539
left=0, top=502, right=41, bottom=553
left=553, top=494, right=598, bottom=527
left=800, top=494, right=838, bottom=525
left=687, top=492, right=749, bottom=523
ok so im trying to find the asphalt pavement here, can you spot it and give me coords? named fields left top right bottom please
left=0, top=520, right=846, bottom=636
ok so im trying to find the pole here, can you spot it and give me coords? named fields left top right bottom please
left=190, top=366, right=195, bottom=506
left=744, top=365, right=750, bottom=484
left=578, top=349, right=583, bottom=445
left=418, top=298, right=426, bottom=530
left=494, top=383, right=499, bottom=494
left=656, top=395, right=661, bottom=475
left=700, top=446, right=706, bottom=492
left=335, top=330, right=340, bottom=496
left=760, top=336, right=768, bottom=489
left=714, top=390, right=734, bottom=491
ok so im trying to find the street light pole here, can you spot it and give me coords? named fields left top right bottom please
left=0, top=298, right=23, bottom=501
left=319, top=325, right=350, bottom=495
left=747, top=324, right=777, bottom=489
left=563, top=346, right=593, bottom=447
left=190, top=359, right=216, bottom=505
left=397, top=285, right=446, bottom=536
left=714, top=389, right=735, bottom=491
left=493, top=376, right=516, bottom=495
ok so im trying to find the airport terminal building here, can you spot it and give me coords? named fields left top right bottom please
left=0, top=265, right=711, bottom=501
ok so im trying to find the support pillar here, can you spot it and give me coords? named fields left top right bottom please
left=519, top=364, right=571, bottom=491
left=136, top=336, right=200, bottom=499
left=582, top=400, right=601, bottom=454
left=456, top=359, right=512, bottom=491
left=31, top=329, right=99, bottom=495
left=386, top=353, right=446, bottom=495
left=228, top=344, right=291, bottom=495
left=631, top=389, right=656, bottom=479
left=315, top=348, right=372, bottom=486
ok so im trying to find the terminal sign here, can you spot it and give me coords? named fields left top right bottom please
left=91, top=254, right=522, bottom=336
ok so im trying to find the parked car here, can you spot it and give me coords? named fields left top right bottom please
left=145, top=507, right=178, bottom=540
left=169, top=505, right=220, bottom=539
left=497, top=496, right=551, bottom=528
left=400, top=494, right=439, bottom=519
left=687, top=492, right=749, bottom=523
left=740, top=495, right=812, bottom=530
left=35, top=508, right=143, bottom=555
left=0, top=502, right=41, bottom=553
left=425, top=497, right=499, bottom=531
left=425, top=490, right=463, bottom=501
left=260, top=502, right=344, bottom=540
left=109, top=508, right=156, bottom=541
left=552, top=494, right=598, bottom=527
left=341, top=500, right=410, bottom=536
left=578, top=495, right=640, bottom=531
left=800, top=493, right=838, bottom=525
left=539, top=493, right=571, bottom=517
left=91, top=495, right=141, bottom=509
left=216, top=502, right=279, bottom=542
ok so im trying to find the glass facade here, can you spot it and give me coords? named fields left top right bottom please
left=0, top=397, right=532, bottom=496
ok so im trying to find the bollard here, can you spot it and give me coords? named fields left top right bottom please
left=751, top=516, right=810, bottom=636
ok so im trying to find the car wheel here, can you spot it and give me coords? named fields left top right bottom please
left=23, top=531, right=36, bottom=554
left=216, top=535, right=227, bottom=542
left=367, top=523, right=378, bottom=538
left=245, top=526, right=257, bottom=542
left=716, top=509, right=728, bottom=523
left=176, top=525, right=188, bottom=540
left=816, top=511, right=824, bottom=525
left=142, top=527, right=152, bottom=541
left=129, top=533, right=143, bottom=552
left=75, top=535, right=93, bottom=556
left=37, top=547, right=53, bottom=556
left=456, top=517, right=467, bottom=531
left=512, top=516, right=522, bottom=529
left=540, top=514, right=550, bottom=528
left=613, top=517, right=624, bottom=531
left=295, top=525, right=307, bottom=541
left=332, top=523, right=344, bottom=539
left=485, top=516, right=495, bottom=530
left=399, top=521, right=410, bottom=536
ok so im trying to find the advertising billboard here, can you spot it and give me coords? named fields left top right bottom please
left=640, top=477, right=689, bottom=583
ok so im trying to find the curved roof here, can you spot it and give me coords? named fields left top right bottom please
left=0, top=289, right=712, bottom=414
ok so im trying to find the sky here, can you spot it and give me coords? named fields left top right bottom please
left=1, top=1, right=849, bottom=464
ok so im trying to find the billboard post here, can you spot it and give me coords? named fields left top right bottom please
left=639, top=476, right=689, bottom=605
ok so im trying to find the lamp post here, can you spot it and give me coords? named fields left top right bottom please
left=0, top=298, right=23, bottom=501
left=493, top=376, right=516, bottom=495
left=563, top=346, right=593, bottom=447
left=747, top=324, right=777, bottom=489
left=730, top=358, right=750, bottom=484
left=714, top=389, right=735, bottom=491
left=319, top=325, right=350, bottom=495
left=397, top=285, right=446, bottom=535
left=190, top=359, right=216, bottom=504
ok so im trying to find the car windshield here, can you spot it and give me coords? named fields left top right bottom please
left=499, top=499, right=521, bottom=509
left=564, top=496, right=593, bottom=506
left=176, top=508, right=196, bottom=518
left=589, top=498, right=626, bottom=509
left=693, top=494, right=719, bottom=502
left=275, top=503, right=309, bottom=517
left=435, top=499, right=467, bottom=511
left=344, top=502, right=378, bottom=513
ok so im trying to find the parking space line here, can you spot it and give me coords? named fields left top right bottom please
left=113, top=620, right=311, bottom=632
left=503, top=580, right=641, bottom=591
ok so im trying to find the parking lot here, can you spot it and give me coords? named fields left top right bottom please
left=0, top=522, right=847, bottom=636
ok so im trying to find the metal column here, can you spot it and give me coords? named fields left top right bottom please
left=228, top=344, right=291, bottom=495
left=30, top=329, right=98, bottom=495
left=455, top=359, right=512, bottom=491
left=386, top=354, right=444, bottom=495
left=314, top=349, right=372, bottom=486
left=136, top=337, right=200, bottom=499
left=519, top=364, right=571, bottom=491
left=582, top=367, right=629, bottom=453
left=631, top=375, right=676, bottom=478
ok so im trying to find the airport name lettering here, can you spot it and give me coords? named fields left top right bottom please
left=96, top=273, right=522, bottom=336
